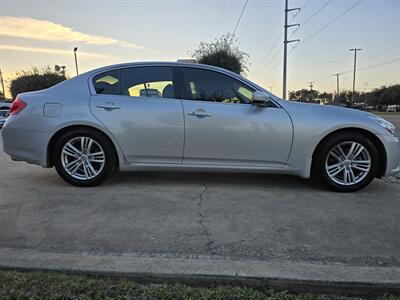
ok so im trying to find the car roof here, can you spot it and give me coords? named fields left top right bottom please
left=86, top=61, right=238, bottom=77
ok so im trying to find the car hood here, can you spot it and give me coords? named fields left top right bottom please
left=277, top=99, right=375, bottom=119
left=273, top=98, right=393, bottom=136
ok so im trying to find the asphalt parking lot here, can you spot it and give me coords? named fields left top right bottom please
left=0, top=115, right=399, bottom=272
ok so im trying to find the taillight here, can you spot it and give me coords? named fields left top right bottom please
left=10, top=98, right=27, bottom=115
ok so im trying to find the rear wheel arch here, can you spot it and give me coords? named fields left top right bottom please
left=311, top=127, right=387, bottom=178
left=47, top=125, right=119, bottom=169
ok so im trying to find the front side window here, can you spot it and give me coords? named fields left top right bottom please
left=121, top=67, right=175, bottom=99
left=93, top=70, right=120, bottom=95
left=182, top=68, right=254, bottom=104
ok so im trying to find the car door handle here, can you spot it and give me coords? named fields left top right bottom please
left=188, top=111, right=212, bottom=117
left=96, top=103, right=120, bottom=111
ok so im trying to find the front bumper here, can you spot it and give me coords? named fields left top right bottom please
left=380, top=133, right=400, bottom=177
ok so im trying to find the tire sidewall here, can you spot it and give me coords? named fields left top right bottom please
left=314, top=132, right=380, bottom=192
left=54, top=129, right=115, bottom=187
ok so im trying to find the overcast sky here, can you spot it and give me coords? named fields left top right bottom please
left=1, top=0, right=399, bottom=98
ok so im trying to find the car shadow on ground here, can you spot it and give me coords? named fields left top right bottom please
left=106, top=171, right=323, bottom=191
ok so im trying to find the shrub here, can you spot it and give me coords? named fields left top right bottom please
left=190, top=34, right=249, bottom=74
left=10, top=67, right=67, bottom=99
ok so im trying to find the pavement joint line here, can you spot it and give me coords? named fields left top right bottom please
left=197, top=183, right=214, bottom=253
left=0, top=247, right=400, bottom=295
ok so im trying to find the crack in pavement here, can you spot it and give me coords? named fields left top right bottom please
left=197, top=184, right=214, bottom=253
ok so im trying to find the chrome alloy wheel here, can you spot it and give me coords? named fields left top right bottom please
left=325, top=141, right=371, bottom=186
left=61, top=136, right=105, bottom=180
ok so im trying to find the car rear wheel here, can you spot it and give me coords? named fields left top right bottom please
left=54, top=129, right=116, bottom=187
left=313, top=132, right=380, bottom=192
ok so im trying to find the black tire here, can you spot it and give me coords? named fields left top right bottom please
left=53, top=128, right=116, bottom=187
left=312, top=131, right=380, bottom=192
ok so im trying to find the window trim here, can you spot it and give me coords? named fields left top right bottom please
left=87, top=63, right=279, bottom=108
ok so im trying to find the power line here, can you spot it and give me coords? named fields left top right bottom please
left=301, top=57, right=400, bottom=93
left=291, top=0, right=312, bottom=19
left=222, top=0, right=233, bottom=34
left=217, top=0, right=227, bottom=35
left=255, top=42, right=283, bottom=76
left=300, top=0, right=364, bottom=46
left=253, top=33, right=282, bottom=74
left=312, top=57, right=400, bottom=82
left=262, top=0, right=363, bottom=80
left=299, top=0, right=333, bottom=30
left=258, top=0, right=364, bottom=86
left=301, top=0, right=312, bottom=10
left=353, top=57, right=400, bottom=73
left=230, top=0, right=249, bottom=41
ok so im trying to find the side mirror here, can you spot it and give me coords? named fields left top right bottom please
left=252, top=91, right=269, bottom=107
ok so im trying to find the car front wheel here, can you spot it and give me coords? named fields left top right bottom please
left=54, top=129, right=116, bottom=187
left=313, top=132, right=380, bottom=192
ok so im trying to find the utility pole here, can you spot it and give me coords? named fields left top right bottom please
left=283, top=0, right=300, bottom=100
left=0, top=68, right=5, bottom=99
left=73, top=47, right=79, bottom=76
left=333, top=73, right=341, bottom=95
left=349, top=48, right=362, bottom=106
left=333, top=73, right=341, bottom=104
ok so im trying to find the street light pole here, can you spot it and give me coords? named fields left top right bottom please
left=349, top=48, right=362, bottom=106
left=74, top=47, right=79, bottom=76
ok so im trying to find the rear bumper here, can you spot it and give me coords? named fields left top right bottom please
left=380, top=134, right=400, bottom=177
left=1, top=120, right=49, bottom=167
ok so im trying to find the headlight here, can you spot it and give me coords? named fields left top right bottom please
left=368, top=115, right=396, bottom=135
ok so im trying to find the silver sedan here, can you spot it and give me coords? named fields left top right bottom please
left=2, top=62, right=399, bottom=191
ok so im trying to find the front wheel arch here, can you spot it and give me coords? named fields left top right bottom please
left=47, top=125, right=119, bottom=170
left=311, top=128, right=387, bottom=178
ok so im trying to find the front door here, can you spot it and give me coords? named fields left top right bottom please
left=90, top=66, right=184, bottom=164
left=180, top=67, right=293, bottom=167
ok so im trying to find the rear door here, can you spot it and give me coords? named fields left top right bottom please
left=180, top=67, right=293, bottom=167
left=90, top=66, right=184, bottom=164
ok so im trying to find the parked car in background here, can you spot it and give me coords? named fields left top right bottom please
left=0, top=109, right=10, bottom=129
left=0, top=100, right=12, bottom=110
left=1, top=62, right=399, bottom=192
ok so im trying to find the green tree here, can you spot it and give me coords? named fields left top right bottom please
left=190, top=34, right=249, bottom=74
left=318, top=91, right=333, bottom=104
left=364, top=92, right=379, bottom=108
left=288, top=89, right=319, bottom=103
left=335, top=91, right=354, bottom=107
left=379, top=84, right=400, bottom=109
left=10, top=67, right=67, bottom=99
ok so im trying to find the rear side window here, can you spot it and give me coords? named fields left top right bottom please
left=93, top=70, right=120, bottom=95
left=182, top=67, right=255, bottom=104
left=121, top=67, right=175, bottom=99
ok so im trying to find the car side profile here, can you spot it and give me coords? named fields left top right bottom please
left=2, top=62, right=399, bottom=191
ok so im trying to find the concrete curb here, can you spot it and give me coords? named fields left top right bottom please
left=1, top=248, right=399, bottom=296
